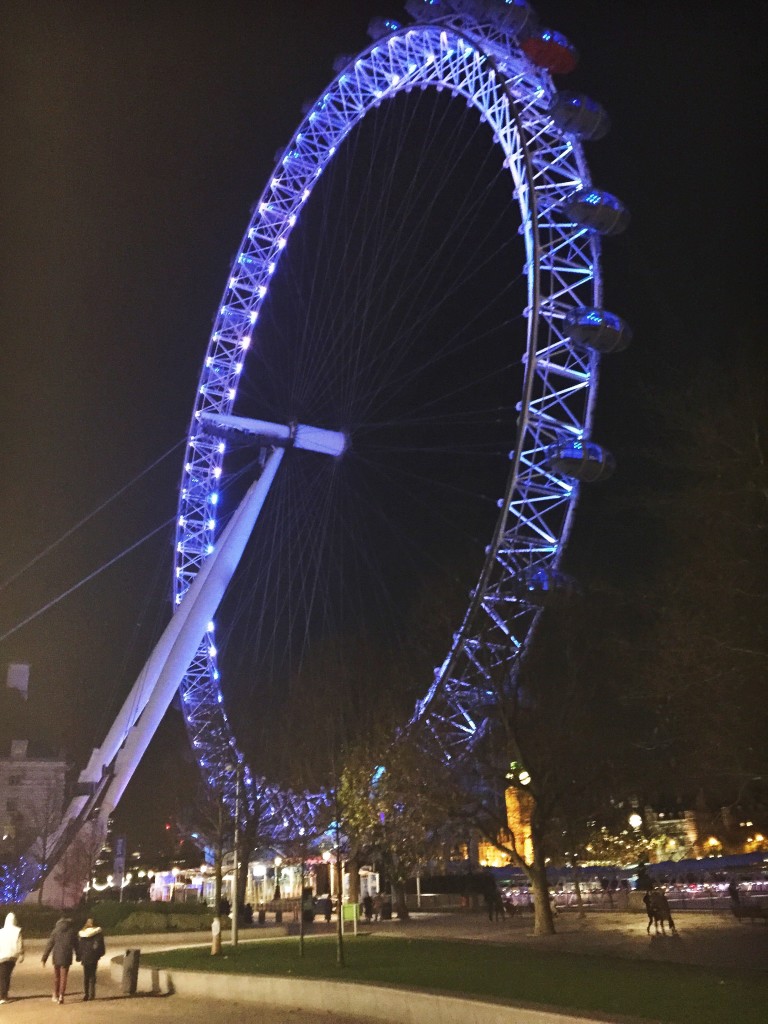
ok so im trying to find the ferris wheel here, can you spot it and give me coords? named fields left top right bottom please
left=173, top=0, right=631, bottom=805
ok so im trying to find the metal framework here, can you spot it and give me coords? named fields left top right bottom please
left=174, top=0, right=623, bottom=812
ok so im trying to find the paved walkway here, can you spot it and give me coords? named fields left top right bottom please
left=391, top=907, right=768, bottom=972
left=0, top=909, right=764, bottom=1022
left=0, top=936, right=367, bottom=1022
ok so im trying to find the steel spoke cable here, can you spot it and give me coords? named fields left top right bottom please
left=0, top=516, right=176, bottom=644
left=0, top=437, right=184, bottom=594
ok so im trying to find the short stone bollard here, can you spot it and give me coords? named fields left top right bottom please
left=122, top=948, right=141, bottom=996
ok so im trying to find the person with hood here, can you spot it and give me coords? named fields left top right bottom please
left=42, top=915, right=77, bottom=1004
left=0, top=912, right=24, bottom=1004
left=76, top=918, right=106, bottom=1001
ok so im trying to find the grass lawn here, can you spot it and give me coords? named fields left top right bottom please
left=141, top=935, right=765, bottom=1024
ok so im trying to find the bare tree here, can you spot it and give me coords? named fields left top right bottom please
left=23, top=782, right=67, bottom=905
left=176, top=782, right=229, bottom=954
left=457, top=593, right=642, bottom=936
left=51, top=820, right=105, bottom=910
left=638, top=356, right=768, bottom=810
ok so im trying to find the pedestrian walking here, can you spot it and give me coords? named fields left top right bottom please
left=42, top=914, right=77, bottom=1004
left=548, top=891, right=559, bottom=919
left=649, top=888, right=677, bottom=935
left=76, top=918, right=106, bottom=1001
left=0, top=912, right=24, bottom=1004
left=483, top=882, right=505, bottom=922
left=642, top=889, right=654, bottom=933
left=362, top=894, right=373, bottom=922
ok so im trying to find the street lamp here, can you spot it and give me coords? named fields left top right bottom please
left=225, top=760, right=243, bottom=947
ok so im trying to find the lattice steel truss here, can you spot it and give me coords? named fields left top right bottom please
left=174, top=0, right=622, bottom=826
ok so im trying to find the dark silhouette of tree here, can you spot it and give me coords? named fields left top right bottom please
left=637, top=355, right=767, bottom=816
left=456, top=590, right=646, bottom=935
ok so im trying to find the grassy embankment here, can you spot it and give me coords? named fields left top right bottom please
left=142, top=935, right=765, bottom=1024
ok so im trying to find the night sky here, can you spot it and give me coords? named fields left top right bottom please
left=1, top=1, right=765, bottom=842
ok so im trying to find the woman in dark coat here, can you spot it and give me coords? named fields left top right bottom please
left=76, top=918, right=106, bottom=1001
left=42, top=915, right=77, bottom=1004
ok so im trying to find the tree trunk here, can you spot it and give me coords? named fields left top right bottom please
left=211, top=916, right=222, bottom=955
left=529, top=861, right=554, bottom=935
left=211, top=855, right=223, bottom=955
left=526, top=816, right=555, bottom=937
left=347, top=850, right=361, bottom=906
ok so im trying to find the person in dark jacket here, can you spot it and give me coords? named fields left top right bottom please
left=42, top=915, right=77, bottom=1004
left=76, top=918, right=106, bottom=1001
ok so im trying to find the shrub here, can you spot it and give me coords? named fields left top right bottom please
left=1, top=899, right=212, bottom=936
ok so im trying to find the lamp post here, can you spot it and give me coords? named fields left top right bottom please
left=225, top=760, right=243, bottom=948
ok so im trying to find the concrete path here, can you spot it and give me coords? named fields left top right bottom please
left=0, top=930, right=366, bottom=1022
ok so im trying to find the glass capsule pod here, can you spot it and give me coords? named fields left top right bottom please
left=495, top=0, right=538, bottom=35
left=563, top=188, right=630, bottom=236
left=549, top=91, right=610, bottom=141
left=367, top=16, right=401, bottom=40
left=565, top=307, right=632, bottom=354
left=544, top=438, right=616, bottom=483
left=521, top=28, right=578, bottom=74
left=510, top=567, right=579, bottom=607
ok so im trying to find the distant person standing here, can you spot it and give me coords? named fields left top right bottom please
left=642, top=889, right=654, bottom=933
left=484, top=886, right=496, bottom=921
left=650, top=888, right=677, bottom=935
left=42, top=915, right=77, bottom=1004
left=0, top=912, right=24, bottom=1004
left=76, top=918, right=106, bottom=1001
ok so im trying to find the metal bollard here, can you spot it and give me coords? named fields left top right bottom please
left=122, top=948, right=141, bottom=996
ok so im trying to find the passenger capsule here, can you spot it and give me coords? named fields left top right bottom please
left=496, top=1, right=538, bottom=36
left=544, top=439, right=616, bottom=482
left=565, top=307, right=632, bottom=354
left=521, top=28, right=578, bottom=74
left=563, top=188, right=630, bottom=235
left=404, top=0, right=432, bottom=17
left=332, top=54, right=354, bottom=74
left=549, top=91, right=610, bottom=141
left=510, top=568, right=579, bottom=607
left=367, top=16, right=401, bottom=41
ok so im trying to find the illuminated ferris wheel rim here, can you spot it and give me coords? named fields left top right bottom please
left=174, top=0, right=630, bottom=795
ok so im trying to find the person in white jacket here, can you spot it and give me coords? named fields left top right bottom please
left=0, top=912, right=24, bottom=1004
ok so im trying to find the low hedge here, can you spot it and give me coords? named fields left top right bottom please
left=2, top=900, right=212, bottom=937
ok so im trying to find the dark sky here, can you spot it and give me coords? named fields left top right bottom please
left=1, top=1, right=765, bottom=839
